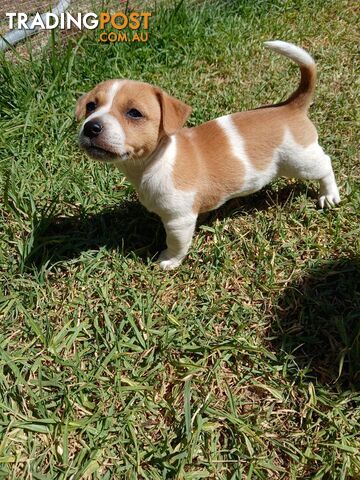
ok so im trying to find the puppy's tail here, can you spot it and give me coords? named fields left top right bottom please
left=264, top=40, right=316, bottom=110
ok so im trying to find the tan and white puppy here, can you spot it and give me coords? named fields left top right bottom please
left=76, top=41, right=340, bottom=270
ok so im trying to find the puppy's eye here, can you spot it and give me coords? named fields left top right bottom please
left=126, top=108, right=143, bottom=119
left=86, top=102, right=97, bottom=113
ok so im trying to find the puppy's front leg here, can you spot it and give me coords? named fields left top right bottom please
left=158, top=214, right=197, bottom=270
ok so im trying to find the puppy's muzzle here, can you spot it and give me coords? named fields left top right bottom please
left=83, top=120, right=103, bottom=138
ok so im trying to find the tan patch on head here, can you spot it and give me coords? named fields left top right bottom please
left=75, top=80, right=119, bottom=121
left=173, top=121, right=246, bottom=214
left=108, top=81, right=163, bottom=159
left=75, top=92, right=91, bottom=121
left=155, top=89, right=192, bottom=136
left=98, top=80, right=192, bottom=160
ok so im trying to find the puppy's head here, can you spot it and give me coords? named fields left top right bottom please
left=76, top=79, right=191, bottom=163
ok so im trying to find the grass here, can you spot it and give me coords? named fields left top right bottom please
left=0, top=0, right=359, bottom=478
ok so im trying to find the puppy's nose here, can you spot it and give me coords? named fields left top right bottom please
left=83, top=120, right=103, bottom=138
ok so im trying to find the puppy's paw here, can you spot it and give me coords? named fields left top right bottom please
left=318, top=192, right=340, bottom=209
left=159, top=258, right=182, bottom=270
left=158, top=249, right=182, bottom=270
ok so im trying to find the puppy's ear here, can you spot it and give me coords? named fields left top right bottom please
left=75, top=92, right=91, bottom=121
left=155, top=88, right=192, bottom=136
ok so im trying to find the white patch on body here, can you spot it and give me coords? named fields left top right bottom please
left=216, top=114, right=280, bottom=205
left=139, top=136, right=196, bottom=219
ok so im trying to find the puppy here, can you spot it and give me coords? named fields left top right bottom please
left=76, top=41, right=340, bottom=270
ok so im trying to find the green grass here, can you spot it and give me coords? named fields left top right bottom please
left=0, top=0, right=359, bottom=478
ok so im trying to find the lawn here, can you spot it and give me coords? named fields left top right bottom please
left=0, top=0, right=359, bottom=478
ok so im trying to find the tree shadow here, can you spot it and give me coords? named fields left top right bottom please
left=271, top=257, right=360, bottom=389
left=26, top=181, right=315, bottom=268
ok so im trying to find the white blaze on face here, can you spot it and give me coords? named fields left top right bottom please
left=81, top=80, right=128, bottom=157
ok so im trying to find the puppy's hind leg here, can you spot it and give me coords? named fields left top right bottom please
left=283, top=144, right=340, bottom=208
left=318, top=161, right=341, bottom=209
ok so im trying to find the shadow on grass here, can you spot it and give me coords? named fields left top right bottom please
left=201, top=181, right=316, bottom=224
left=271, top=257, right=360, bottom=389
left=26, top=181, right=315, bottom=268
left=26, top=200, right=165, bottom=267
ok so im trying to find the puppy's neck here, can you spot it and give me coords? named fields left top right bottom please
left=118, top=135, right=172, bottom=188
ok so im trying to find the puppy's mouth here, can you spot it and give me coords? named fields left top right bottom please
left=79, top=136, right=129, bottom=162
left=85, top=144, right=118, bottom=161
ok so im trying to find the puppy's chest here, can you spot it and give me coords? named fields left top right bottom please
left=137, top=171, right=195, bottom=218
left=133, top=137, right=196, bottom=218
